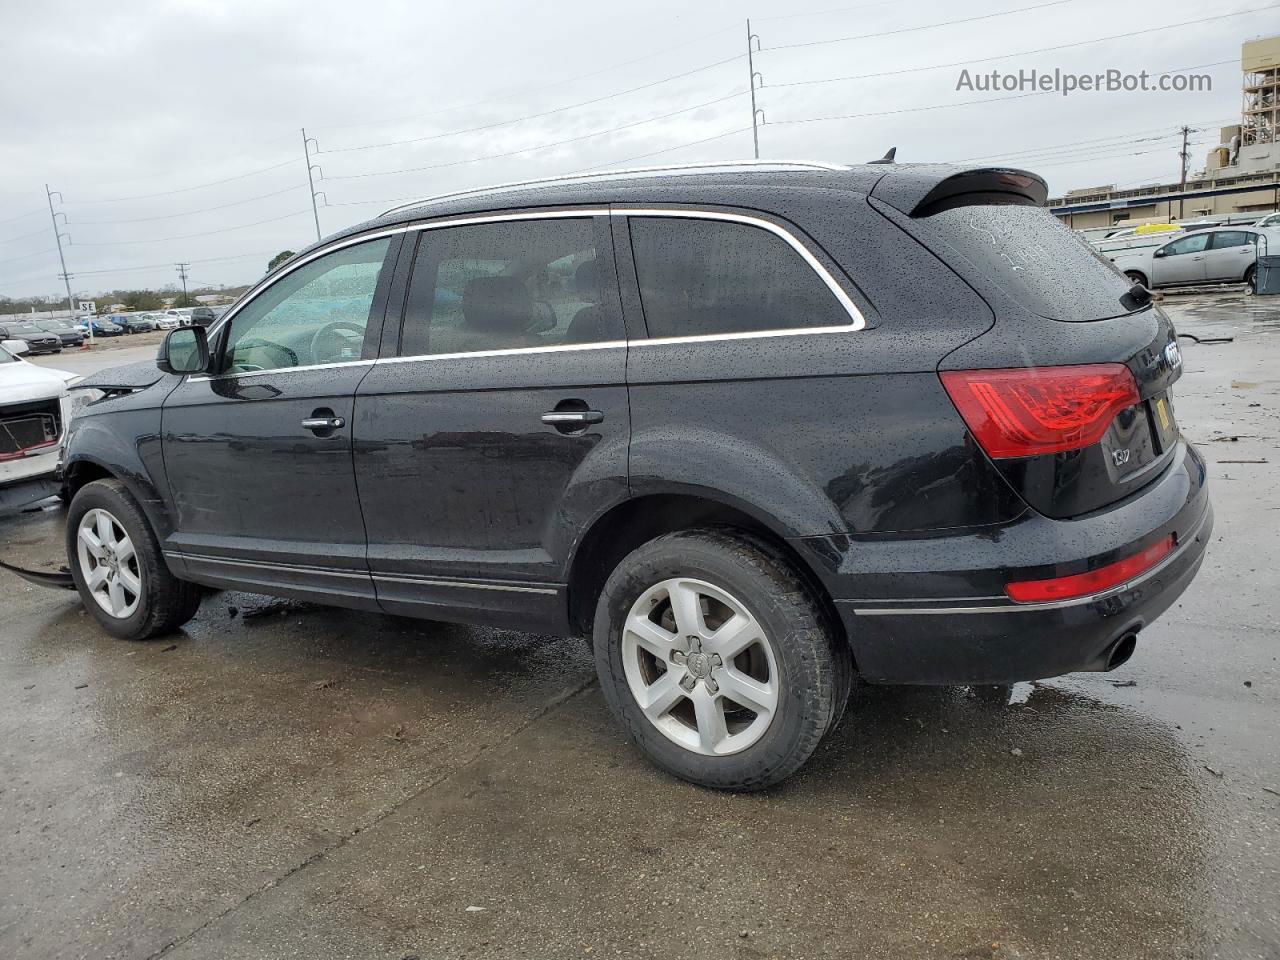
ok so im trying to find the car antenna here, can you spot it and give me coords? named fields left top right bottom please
left=868, top=147, right=896, bottom=165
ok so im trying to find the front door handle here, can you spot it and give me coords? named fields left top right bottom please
left=541, top=410, right=604, bottom=426
left=301, top=416, right=345, bottom=431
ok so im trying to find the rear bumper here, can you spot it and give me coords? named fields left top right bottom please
left=799, top=441, right=1212, bottom=684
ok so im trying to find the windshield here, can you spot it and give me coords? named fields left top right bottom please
left=907, top=198, right=1137, bottom=322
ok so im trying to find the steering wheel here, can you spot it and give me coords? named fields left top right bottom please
left=231, top=338, right=298, bottom=371
left=310, top=320, right=366, bottom=365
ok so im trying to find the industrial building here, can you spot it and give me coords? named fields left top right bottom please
left=1048, top=34, right=1280, bottom=229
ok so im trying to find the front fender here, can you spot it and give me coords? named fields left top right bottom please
left=62, top=397, right=175, bottom=543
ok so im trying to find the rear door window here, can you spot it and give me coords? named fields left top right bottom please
left=627, top=216, right=852, bottom=338
left=400, top=217, right=617, bottom=356
left=1209, top=231, right=1253, bottom=249
left=905, top=201, right=1137, bottom=322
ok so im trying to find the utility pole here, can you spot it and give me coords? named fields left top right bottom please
left=302, top=127, right=323, bottom=242
left=746, top=20, right=763, bottom=160
left=44, top=185, right=78, bottom=336
left=175, top=262, right=190, bottom=308
left=1177, top=125, right=1190, bottom=220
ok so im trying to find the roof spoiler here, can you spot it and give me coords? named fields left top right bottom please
left=869, top=165, right=1047, bottom=217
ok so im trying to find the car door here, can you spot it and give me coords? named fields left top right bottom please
left=161, top=233, right=401, bottom=607
left=1150, top=233, right=1209, bottom=285
left=353, top=212, right=628, bottom=632
left=1203, top=230, right=1257, bottom=280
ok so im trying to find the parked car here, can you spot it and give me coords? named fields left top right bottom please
left=86, top=317, right=126, bottom=337
left=0, top=339, right=83, bottom=512
left=1253, top=212, right=1280, bottom=229
left=60, top=162, right=1211, bottom=790
left=0, top=322, right=62, bottom=354
left=188, top=306, right=217, bottom=327
left=116, top=314, right=158, bottom=334
left=31, top=320, right=86, bottom=348
left=1109, top=226, right=1278, bottom=291
left=149, top=313, right=181, bottom=330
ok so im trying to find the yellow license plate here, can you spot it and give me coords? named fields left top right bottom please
left=1154, top=395, right=1171, bottom=431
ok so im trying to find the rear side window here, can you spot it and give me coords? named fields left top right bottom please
left=401, top=217, right=616, bottom=356
left=1210, top=231, right=1254, bottom=249
left=627, top=216, right=851, bottom=338
left=906, top=202, right=1136, bottom=322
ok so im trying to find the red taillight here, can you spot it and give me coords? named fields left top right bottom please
left=940, top=364, right=1140, bottom=459
left=1005, top=535, right=1175, bottom=603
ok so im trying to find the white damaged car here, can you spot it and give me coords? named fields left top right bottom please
left=0, top=339, right=86, bottom=513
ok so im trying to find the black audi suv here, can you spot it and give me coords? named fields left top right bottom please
left=58, top=161, right=1211, bottom=789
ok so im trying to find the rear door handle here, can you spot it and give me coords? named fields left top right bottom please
left=541, top=411, right=603, bottom=426
left=301, top=416, right=345, bottom=431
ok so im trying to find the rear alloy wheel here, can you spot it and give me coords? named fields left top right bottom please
left=1245, top=266, right=1256, bottom=294
left=622, top=577, right=780, bottom=756
left=594, top=528, right=851, bottom=790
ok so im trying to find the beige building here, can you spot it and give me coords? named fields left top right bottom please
left=1047, top=35, right=1280, bottom=229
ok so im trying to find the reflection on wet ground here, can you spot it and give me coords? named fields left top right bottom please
left=1, top=292, right=1277, bottom=958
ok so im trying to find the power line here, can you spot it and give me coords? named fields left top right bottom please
left=0, top=246, right=58, bottom=266
left=578, top=125, right=753, bottom=171
left=68, top=185, right=307, bottom=226
left=951, top=119, right=1238, bottom=164
left=312, top=24, right=741, bottom=134
left=65, top=158, right=300, bottom=205
left=0, top=209, right=45, bottom=227
left=771, top=57, right=1236, bottom=129
left=321, top=53, right=744, bottom=155
left=765, top=3, right=1277, bottom=91
left=326, top=90, right=747, bottom=182
left=73, top=251, right=280, bottom=277
left=753, top=0, right=897, bottom=21
left=69, top=210, right=311, bottom=247
left=763, top=0, right=1074, bottom=52
left=0, top=226, right=51, bottom=246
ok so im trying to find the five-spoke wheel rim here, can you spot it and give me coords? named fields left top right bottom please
left=76, top=508, right=142, bottom=619
left=622, top=577, right=779, bottom=756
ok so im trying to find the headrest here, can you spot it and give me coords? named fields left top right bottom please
left=574, top=259, right=597, bottom=295
left=463, top=276, right=531, bottom=332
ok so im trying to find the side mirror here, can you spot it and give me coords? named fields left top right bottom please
left=157, top=326, right=209, bottom=375
left=2, top=338, right=30, bottom=355
left=1153, top=249, right=1167, bottom=258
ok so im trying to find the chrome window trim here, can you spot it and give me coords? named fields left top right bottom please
left=195, top=204, right=865, bottom=381
left=614, top=206, right=866, bottom=334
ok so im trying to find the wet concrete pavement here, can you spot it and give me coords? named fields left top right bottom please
left=2, top=291, right=1278, bottom=959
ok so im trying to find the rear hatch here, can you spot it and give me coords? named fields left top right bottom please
left=869, top=167, right=1184, bottom=519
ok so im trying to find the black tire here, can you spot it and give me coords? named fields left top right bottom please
left=1245, top=265, right=1256, bottom=294
left=593, top=527, right=852, bottom=791
left=1124, top=270, right=1148, bottom=288
left=66, top=478, right=202, bottom=640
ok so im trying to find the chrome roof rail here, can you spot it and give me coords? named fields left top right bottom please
left=378, top=160, right=850, bottom=218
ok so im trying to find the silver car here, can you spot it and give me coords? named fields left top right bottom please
left=1109, top=226, right=1278, bottom=292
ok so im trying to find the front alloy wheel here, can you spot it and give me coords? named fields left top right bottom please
left=76, top=507, right=142, bottom=618
left=622, top=577, right=779, bottom=756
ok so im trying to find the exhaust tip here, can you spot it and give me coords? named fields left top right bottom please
left=1106, top=632, right=1138, bottom=671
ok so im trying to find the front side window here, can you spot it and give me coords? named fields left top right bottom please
left=221, top=236, right=391, bottom=373
left=627, top=216, right=851, bottom=338
left=1163, top=234, right=1209, bottom=257
left=401, top=217, right=611, bottom=356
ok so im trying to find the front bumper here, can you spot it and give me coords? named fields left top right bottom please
left=800, top=441, right=1212, bottom=684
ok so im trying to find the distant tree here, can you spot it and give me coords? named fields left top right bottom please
left=268, top=250, right=295, bottom=272
left=120, top=289, right=165, bottom=311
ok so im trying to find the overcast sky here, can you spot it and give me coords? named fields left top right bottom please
left=0, top=0, right=1270, bottom=299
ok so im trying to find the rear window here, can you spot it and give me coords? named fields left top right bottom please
left=907, top=199, right=1136, bottom=322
